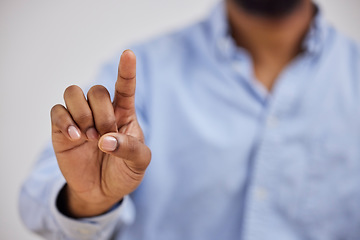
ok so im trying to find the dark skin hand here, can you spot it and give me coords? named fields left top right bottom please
left=51, top=50, right=151, bottom=218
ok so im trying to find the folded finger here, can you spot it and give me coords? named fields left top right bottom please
left=50, top=104, right=82, bottom=141
left=87, top=85, right=117, bottom=135
left=64, top=85, right=98, bottom=140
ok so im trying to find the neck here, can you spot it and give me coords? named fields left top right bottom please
left=226, top=0, right=314, bottom=91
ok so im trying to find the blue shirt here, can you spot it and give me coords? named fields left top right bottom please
left=19, top=3, right=360, bottom=240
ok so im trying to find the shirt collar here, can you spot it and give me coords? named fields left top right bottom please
left=302, top=6, right=328, bottom=55
left=207, top=2, right=329, bottom=57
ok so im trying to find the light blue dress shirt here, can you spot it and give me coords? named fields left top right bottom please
left=19, top=2, right=360, bottom=240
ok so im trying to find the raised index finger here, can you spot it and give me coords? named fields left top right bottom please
left=113, top=50, right=137, bottom=125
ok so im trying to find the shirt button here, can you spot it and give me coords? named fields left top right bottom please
left=232, top=62, right=241, bottom=71
left=254, top=187, right=268, bottom=201
left=266, top=115, right=278, bottom=128
left=78, top=228, right=91, bottom=235
left=218, top=38, right=229, bottom=51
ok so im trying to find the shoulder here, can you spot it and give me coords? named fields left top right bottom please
left=325, top=25, right=360, bottom=66
left=319, top=24, right=360, bottom=104
left=319, top=23, right=360, bottom=84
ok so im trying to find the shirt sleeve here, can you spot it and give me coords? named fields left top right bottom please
left=19, top=142, right=136, bottom=240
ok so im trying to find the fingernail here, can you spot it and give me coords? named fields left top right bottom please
left=68, top=126, right=81, bottom=140
left=86, top=128, right=99, bottom=140
left=123, top=49, right=131, bottom=54
left=100, top=136, right=118, bottom=151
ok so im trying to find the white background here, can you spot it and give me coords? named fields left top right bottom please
left=1, top=0, right=359, bottom=239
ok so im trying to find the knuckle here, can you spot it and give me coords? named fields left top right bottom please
left=64, top=85, right=82, bottom=99
left=50, top=105, right=73, bottom=131
left=126, top=138, right=138, bottom=154
left=115, top=88, right=135, bottom=98
left=87, top=85, right=110, bottom=99
left=146, top=146, right=152, bottom=161
left=50, top=104, right=66, bottom=125
left=74, top=112, right=93, bottom=126
left=54, top=113, right=70, bottom=129
left=139, top=145, right=151, bottom=169
left=97, top=119, right=116, bottom=132
left=50, top=104, right=63, bottom=117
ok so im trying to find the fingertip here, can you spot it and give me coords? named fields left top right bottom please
left=99, top=135, right=118, bottom=152
left=120, top=49, right=136, bottom=64
left=63, top=85, right=83, bottom=100
left=118, top=50, right=136, bottom=82
left=86, top=128, right=99, bottom=141
left=122, top=49, right=135, bottom=56
left=67, top=125, right=81, bottom=140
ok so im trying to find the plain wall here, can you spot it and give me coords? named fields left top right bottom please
left=1, top=0, right=359, bottom=239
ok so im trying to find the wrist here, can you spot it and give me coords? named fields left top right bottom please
left=57, top=184, right=123, bottom=218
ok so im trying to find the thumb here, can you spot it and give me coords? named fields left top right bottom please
left=98, top=133, right=151, bottom=173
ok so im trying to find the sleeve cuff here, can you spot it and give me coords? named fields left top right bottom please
left=50, top=178, right=135, bottom=240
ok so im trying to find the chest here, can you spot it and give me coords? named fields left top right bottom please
left=143, top=54, right=360, bottom=238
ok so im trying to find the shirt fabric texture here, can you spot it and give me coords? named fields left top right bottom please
left=19, top=2, right=360, bottom=240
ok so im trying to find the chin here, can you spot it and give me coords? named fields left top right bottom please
left=233, top=0, right=304, bottom=17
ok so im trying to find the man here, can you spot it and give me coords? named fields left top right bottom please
left=20, top=0, right=360, bottom=239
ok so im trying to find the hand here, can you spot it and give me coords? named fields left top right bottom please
left=51, top=50, right=151, bottom=218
